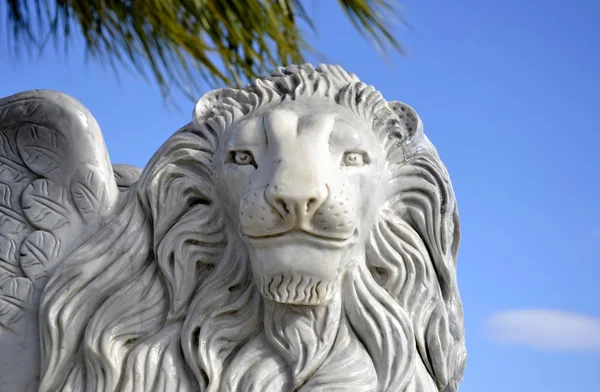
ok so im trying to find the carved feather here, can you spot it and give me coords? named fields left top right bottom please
left=0, top=90, right=126, bottom=331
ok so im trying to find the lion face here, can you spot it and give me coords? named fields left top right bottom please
left=37, top=65, right=466, bottom=392
left=214, top=99, right=387, bottom=305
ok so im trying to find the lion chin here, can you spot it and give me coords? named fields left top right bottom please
left=246, top=230, right=360, bottom=305
left=37, top=64, right=466, bottom=392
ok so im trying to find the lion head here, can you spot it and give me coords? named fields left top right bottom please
left=38, top=64, right=466, bottom=392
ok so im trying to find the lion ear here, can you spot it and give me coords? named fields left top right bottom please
left=193, top=89, right=226, bottom=124
left=387, top=101, right=424, bottom=144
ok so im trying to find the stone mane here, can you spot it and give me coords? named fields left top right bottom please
left=0, top=63, right=466, bottom=392
left=195, top=64, right=418, bottom=152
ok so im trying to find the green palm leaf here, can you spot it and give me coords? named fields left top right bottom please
left=3, top=0, right=405, bottom=100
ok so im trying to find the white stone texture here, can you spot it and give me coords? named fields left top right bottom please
left=0, top=64, right=465, bottom=391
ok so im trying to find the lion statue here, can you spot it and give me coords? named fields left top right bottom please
left=0, top=64, right=466, bottom=391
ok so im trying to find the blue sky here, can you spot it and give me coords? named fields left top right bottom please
left=1, top=0, right=599, bottom=390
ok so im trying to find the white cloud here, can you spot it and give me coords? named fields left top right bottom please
left=487, top=309, right=600, bottom=351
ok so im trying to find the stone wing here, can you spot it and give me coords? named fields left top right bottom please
left=0, top=90, right=126, bottom=331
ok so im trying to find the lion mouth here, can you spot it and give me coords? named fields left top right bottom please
left=245, top=229, right=358, bottom=247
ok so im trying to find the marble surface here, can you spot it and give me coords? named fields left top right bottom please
left=0, top=64, right=466, bottom=391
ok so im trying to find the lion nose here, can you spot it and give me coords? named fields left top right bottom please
left=265, top=183, right=328, bottom=222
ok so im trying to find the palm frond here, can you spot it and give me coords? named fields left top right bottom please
left=2, top=0, right=406, bottom=101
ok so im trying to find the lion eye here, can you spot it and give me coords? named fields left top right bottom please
left=231, top=151, right=257, bottom=167
left=343, top=151, right=368, bottom=167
